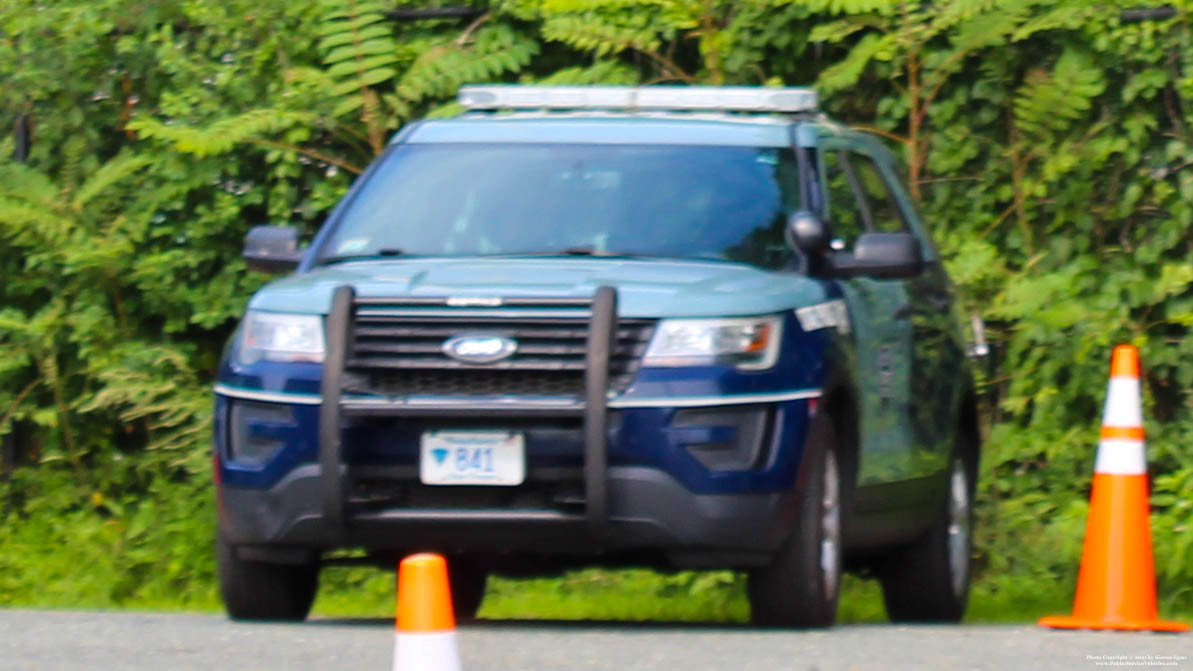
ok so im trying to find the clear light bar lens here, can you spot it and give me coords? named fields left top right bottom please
left=458, top=85, right=818, bottom=113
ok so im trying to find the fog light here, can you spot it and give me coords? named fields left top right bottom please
left=670, top=405, right=772, bottom=471
left=229, top=401, right=293, bottom=465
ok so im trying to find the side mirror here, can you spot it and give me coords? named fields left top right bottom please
left=833, top=231, right=923, bottom=279
left=785, top=210, right=831, bottom=253
left=243, top=226, right=302, bottom=273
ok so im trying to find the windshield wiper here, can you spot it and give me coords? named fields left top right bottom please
left=318, top=248, right=405, bottom=265
left=499, top=247, right=645, bottom=258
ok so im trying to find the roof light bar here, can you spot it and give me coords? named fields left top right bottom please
left=458, top=85, right=818, bottom=114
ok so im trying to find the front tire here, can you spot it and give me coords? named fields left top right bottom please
left=217, top=535, right=319, bottom=621
left=748, top=410, right=843, bottom=628
left=447, top=558, right=488, bottom=620
left=879, top=448, right=975, bottom=623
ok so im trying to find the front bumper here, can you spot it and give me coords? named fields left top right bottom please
left=216, top=395, right=816, bottom=562
left=218, top=463, right=804, bottom=566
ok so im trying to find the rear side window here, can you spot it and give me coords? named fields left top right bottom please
left=820, top=149, right=911, bottom=250
left=849, top=153, right=907, bottom=233
left=821, top=150, right=866, bottom=249
left=825, top=149, right=863, bottom=248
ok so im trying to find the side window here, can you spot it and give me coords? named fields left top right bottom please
left=821, top=150, right=867, bottom=249
left=850, top=153, right=907, bottom=233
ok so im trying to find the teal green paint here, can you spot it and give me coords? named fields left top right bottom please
left=249, top=258, right=832, bottom=318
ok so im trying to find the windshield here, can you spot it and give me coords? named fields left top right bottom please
left=320, top=143, right=801, bottom=269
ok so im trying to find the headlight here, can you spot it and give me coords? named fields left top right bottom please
left=643, top=315, right=782, bottom=370
left=237, top=311, right=325, bottom=365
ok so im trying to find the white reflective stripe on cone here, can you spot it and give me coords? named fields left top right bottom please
left=393, top=632, right=461, bottom=671
left=1102, top=377, right=1143, bottom=428
left=1094, top=438, right=1148, bottom=476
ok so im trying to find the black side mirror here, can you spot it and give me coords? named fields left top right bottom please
left=243, top=226, right=303, bottom=273
left=785, top=210, right=831, bottom=253
left=833, top=231, right=923, bottom=279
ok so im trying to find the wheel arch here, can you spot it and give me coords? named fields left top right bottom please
left=820, top=371, right=860, bottom=533
left=955, top=383, right=982, bottom=485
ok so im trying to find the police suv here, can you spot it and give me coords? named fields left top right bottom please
left=214, top=85, right=981, bottom=628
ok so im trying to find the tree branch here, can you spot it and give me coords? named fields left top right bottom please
left=454, top=12, right=491, bottom=47
left=244, top=138, right=363, bottom=175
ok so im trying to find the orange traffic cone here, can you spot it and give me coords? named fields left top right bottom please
left=392, top=553, right=463, bottom=671
left=1039, top=345, right=1188, bottom=632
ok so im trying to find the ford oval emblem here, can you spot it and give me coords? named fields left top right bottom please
left=442, top=334, right=518, bottom=364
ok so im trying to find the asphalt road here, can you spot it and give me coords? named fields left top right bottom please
left=1, top=610, right=1189, bottom=671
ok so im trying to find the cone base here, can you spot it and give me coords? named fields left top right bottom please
left=1038, top=614, right=1189, bottom=632
left=393, top=631, right=462, bottom=671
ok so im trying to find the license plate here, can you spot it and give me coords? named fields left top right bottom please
left=419, top=431, right=525, bottom=486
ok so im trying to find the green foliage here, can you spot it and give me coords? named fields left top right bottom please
left=481, top=568, right=752, bottom=623
left=2, top=0, right=1192, bottom=621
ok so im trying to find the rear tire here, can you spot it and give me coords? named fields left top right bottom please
left=879, top=445, right=975, bottom=623
left=217, top=536, right=319, bottom=621
left=748, top=410, right=843, bottom=628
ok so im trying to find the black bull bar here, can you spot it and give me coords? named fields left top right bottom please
left=318, top=286, right=619, bottom=535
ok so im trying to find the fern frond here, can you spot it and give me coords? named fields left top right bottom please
left=317, top=0, right=398, bottom=117
left=816, top=32, right=893, bottom=93
left=72, top=153, right=151, bottom=210
left=809, top=19, right=868, bottom=45
left=128, top=109, right=316, bottom=157
left=0, top=198, right=71, bottom=247
left=542, top=15, right=661, bottom=57
left=1013, top=48, right=1104, bottom=140
left=394, top=26, right=539, bottom=109
left=59, top=137, right=87, bottom=199
left=1010, top=3, right=1098, bottom=41
left=81, top=344, right=210, bottom=452
left=531, top=60, right=639, bottom=85
left=0, top=162, right=60, bottom=206
left=318, top=23, right=393, bottom=50
left=792, top=0, right=900, bottom=16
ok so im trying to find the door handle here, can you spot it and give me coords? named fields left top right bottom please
left=928, top=294, right=953, bottom=313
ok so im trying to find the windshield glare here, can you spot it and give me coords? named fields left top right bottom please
left=321, top=143, right=800, bottom=269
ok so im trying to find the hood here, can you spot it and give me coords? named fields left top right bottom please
left=248, top=257, right=831, bottom=318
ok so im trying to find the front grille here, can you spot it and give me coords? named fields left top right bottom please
left=348, top=474, right=586, bottom=511
left=363, top=369, right=585, bottom=396
left=343, top=300, right=654, bottom=397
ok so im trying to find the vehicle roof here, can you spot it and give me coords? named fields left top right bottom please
left=399, top=113, right=802, bottom=148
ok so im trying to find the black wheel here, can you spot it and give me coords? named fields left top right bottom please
left=217, top=535, right=319, bottom=621
left=879, top=447, right=975, bottom=623
left=447, top=558, right=488, bottom=620
left=748, top=410, right=844, bottom=628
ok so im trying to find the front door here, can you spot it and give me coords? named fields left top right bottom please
left=846, top=149, right=961, bottom=472
left=817, top=144, right=917, bottom=487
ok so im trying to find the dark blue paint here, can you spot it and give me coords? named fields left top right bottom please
left=215, top=288, right=843, bottom=494
left=215, top=395, right=812, bottom=495
left=218, top=353, right=323, bottom=396
left=215, top=397, right=320, bottom=489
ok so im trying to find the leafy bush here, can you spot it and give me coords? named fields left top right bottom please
left=1, top=0, right=1191, bottom=620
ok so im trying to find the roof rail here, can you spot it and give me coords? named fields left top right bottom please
left=457, top=85, right=818, bottom=114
